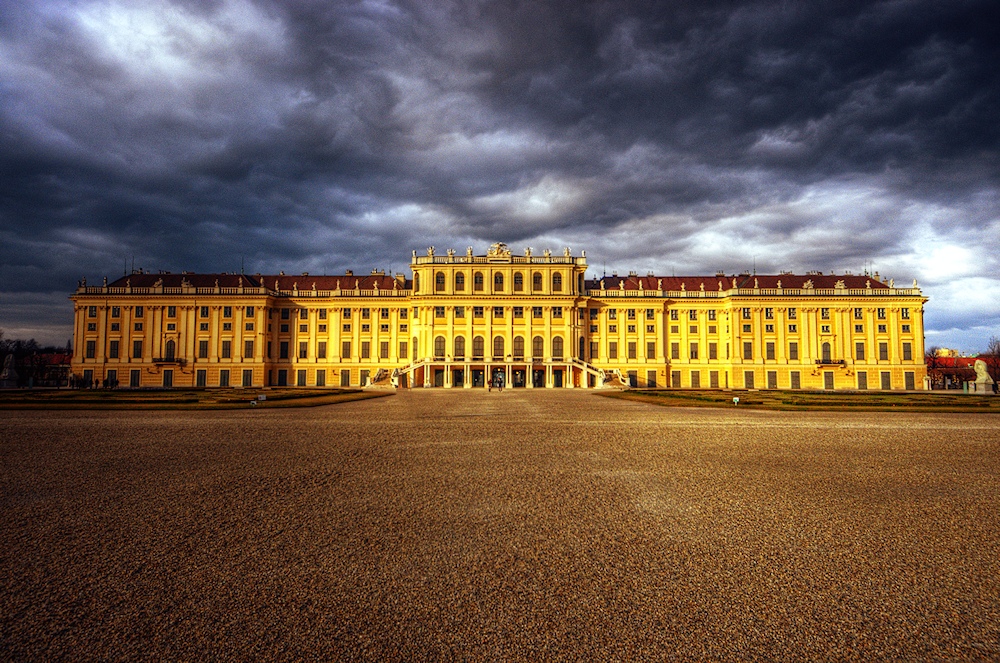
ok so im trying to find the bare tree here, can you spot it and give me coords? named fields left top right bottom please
left=983, top=335, right=1000, bottom=383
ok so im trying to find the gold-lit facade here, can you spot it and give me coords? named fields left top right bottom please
left=70, top=243, right=928, bottom=390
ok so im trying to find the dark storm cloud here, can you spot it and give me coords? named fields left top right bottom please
left=1, top=0, right=998, bottom=348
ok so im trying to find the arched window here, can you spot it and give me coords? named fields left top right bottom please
left=532, top=272, right=543, bottom=292
left=474, top=272, right=484, bottom=292
left=165, top=339, right=175, bottom=361
left=455, top=272, right=465, bottom=291
left=435, top=271, right=445, bottom=292
left=494, top=273, right=504, bottom=291
left=493, top=336, right=505, bottom=359
left=434, top=336, right=446, bottom=358
left=514, top=272, right=524, bottom=291
left=473, top=336, right=485, bottom=359
left=532, top=336, right=544, bottom=358
left=553, top=273, right=563, bottom=292
left=454, top=336, right=465, bottom=358
left=513, top=336, right=525, bottom=359
left=822, top=342, right=831, bottom=362
left=413, top=273, right=420, bottom=292
left=552, top=336, right=564, bottom=359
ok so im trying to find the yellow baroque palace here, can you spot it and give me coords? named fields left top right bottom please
left=70, top=243, right=928, bottom=390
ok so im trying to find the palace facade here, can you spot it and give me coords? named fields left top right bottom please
left=70, top=243, right=928, bottom=390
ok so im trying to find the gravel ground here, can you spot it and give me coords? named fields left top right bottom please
left=2, top=390, right=998, bottom=661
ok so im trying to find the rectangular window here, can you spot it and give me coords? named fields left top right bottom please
left=343, top=308, right=352, bottom=319
left=199, top=340, right=209, bottom=359
left=821, top=308, right=830, bottom=320
left=855, top=342, right=865, bottom=360
left=743, top=342, right=753, bottom=360
left=380, top=308, right=389, bottom=320
left=297, top=370, right=306, bottom=387
left=690, top=371, right=701, bottom=388
left=493, top=306, right=504, bottom=318
left=670, top=310, right=678, bottom=320
left=855, top=324, right=864, bottom=333
left=111, top=323, right=120, bottom=332
left=824, top=371, right=834, bottom=390
left=196, top=370, right=206, bottom=387
left=514, top=307, right=524, bottom=319
left=609, top=342, right=618, bottom=360
left=790, top=371, right=800, bottom=389
left=245, top=340, right=254, bottom=359
left=88, top=306, right=97, bottom=318
left=857, top=371, right=868, bottom=390
left=646, top=309, right=655, bottom=320
left=316, top=370, right=326, bottom=387
left=671, top=371, right=681, bottom=388
left=474, top=307, right=484, bottom=319
left=628, top=342, right=636, bottom=359
left=765, top=308, right=773, bottom=320
left=135, top=322, right=144, bottom=331
left=877, top=308, right=886, bottom=320
left=552, top=307, right=563, bottom=318
left=343, top=324, right=351, bottom=332
left=789, top=342, right=798, bottom=361
left=901, top=308, right=910, bottom=319
left=688, top=310, right=696, bottom=321
left=765, top=324, right=774, bottom=333
left=788, top=324, right=797, bottom=333
left=361, top=341, right=370, bottom=359
left=399, top=341, right=408, bottom=359
left=222, top=322, right=232, bottom=331
left=902, top=324, right=910, bottom=333
left=902, top=342, right=912, bottom=361
left=223, top=306, right=232, bottom=318
left=361, top=324, right=370, bottom=332
left=742, top=307, right=751, bottom=320
left=320, top=324, right=327, bottom=333
left=879, top=342, right=888, bottom=361
left=341, top=370, right=351, bottom=387
left=628, top=309, right=636, bottom=320
left=298, top=324, right=307, bottom=333
left=878, top=324, right=887, bottom=333
left=220, top=370, right=230, bottom=387
left=742, top=324, right=751, bottom=333
left=135, top=306, right=144, bottom=318
left=318, top=342, right=327, bottom=359
left=242, top=369, right=253, bottom=387
left=342, top=341, right=351, bottom=358
left=454, top=306, right=465, bottom=318
left=435, top=306, right=445, bottom=318
left=222, top=340, right=231, bottom=359
left=201, top=323, right=210, bottom=332
left=689, top=326, right=697, bottom=334
left=881, top=371, right=891, bottom=390
left=689, top=343, right=698, bottom=360
left=647, top=342, right=655, bottom=358
left=130, top=369, right=140, bottom=388
left=609, top=325, right=617, bottom=333
left=85, top=340, right=96, bottom=359
left=709, top=370, right=719, bottom=388
left=821, top=325, right=831, bottom=333
left=399, top=309, right=407, bottom=319
left=788, top=308, right=797, bottom=320
left=767, top=371, right=777, bottom=390
left=708, top=342, right=717, bottom=360
left=854, top=308, right=863, bottom=320
left=87, top=323, right=97, bottom=331
left=380, top=342, right=389, bottom=359
left=647, top=370, right=657, bottom=388
left=905, top=371, right=915, bottom=390
left=609, top=309, right=617, bottom=320
left=744, top=371, right=755, bottom=389
left=707, top=310, right=716, bottom=321
left=109, top=340, right=119, bottom=359
left=133, top=340, right=142, bottom=359
left=361, top=308, right=370, bottom=320
left=279, top=341, right=289, bottom=360
left=671, top=343, right=679, bottom=360
left=360, top=370, right=370, bottom=386
left=532, top=307, right=543, bottom=319
left=590, top=341, right=599, bottom=360
left=246, top=306, right=255, bottom=317
left=200, top=306, right=209, bottom=318
left=765, top=342, right=775, bottom=361
left=628, top=325, right=636, bottom=333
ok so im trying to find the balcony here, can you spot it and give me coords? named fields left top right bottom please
left=815, top=359, right=846, bottom=366
left=153, top=357, right=187, bottom=366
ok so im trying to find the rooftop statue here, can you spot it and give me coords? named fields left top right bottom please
left=487, top=242, right=511, bottom=257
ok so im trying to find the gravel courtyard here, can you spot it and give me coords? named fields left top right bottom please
left=2, top=390, right=998, bottom=661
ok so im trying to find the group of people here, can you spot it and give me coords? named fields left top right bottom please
left=488, top=373, right=505, bottom=393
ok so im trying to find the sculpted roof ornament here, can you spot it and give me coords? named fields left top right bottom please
left=427, top=246, right=435, bottom=257
left=487, top=242, right=511, bottom=257
left=835, top=279, right=846, bottom=289
left=803, top=279, right=814, bottom=289
left=563, top=247, right=571, bottom=257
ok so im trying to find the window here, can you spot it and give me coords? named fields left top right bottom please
left=709, top=343, right=717, bottom=360
left=494, top=273, right=504, bottom=291
left=316, top=370, right=325, bottom=387
left=647, top=325, right=655, bottom=333
left=789, top=342, right=798, bottom=361
left=493, top=336, right=504, bottom=358
left=342, top=341, right=351, bottom=357
left=628, top=342, right=636, bottom=359
left=297, top=370, right=306, bottom=387
left=220, top=370, right=230, bottom=388
left=222, top=340, right=232, bottom=359
left=788, top=324, right=797, bottom=333
left=877, top=308, right=886, bottom=320
left=690, top=343, right=699, bottom=360
left=513, top=307, right=524, bottom=319
left=343, top=308, right=352, bottom=319
left=340, top=370, right=351, bottom=387
left=133, top=340, right=142, bottom=359
left=319, top=309, right=328, bottom=320
left=743, top=342, right=753, bottom=360
left=688, top=310, right=697, bottom=321
left=299, top=324, right=308, bottom=333
left=196, top=370, right=206, bottom=387
left=647, top=309, right=656, bottom=320
left=590, top=341, right=599, bottom=360
left=821, top=325, right=831, bottom=333
left=855, top=342, right=865, bottom=360
left=245, top=340, right=254, bottom=359
left=342, top=324, right=351, bottom=332
left=821, top=308, right=830, bottom=320
left=881, top=371, right=891, bottom=390
left=399, top=341, right=408, bottom=359
left=628, top=309, right=636, bottom=320
left=671, top=326, right=679, bottom=333
left=135, top=306, right=144, bottom=317
left=857, top=372, right=868, bottom=390
left=513, top=336, right=524, bottom=359
left=361, top=341, right=370, bottom=359
left=710, top=371, right=720, bottom=388
left=474, top=336, right=485, bottom=359
left=691, top=371, right=701, bottom=388
left=879, top=342, right=888, bottom=361
left=670, top=310, right=679, bottom=320
left=902, top=342, right=912, bottom=361
left=454, top=336, right=465, bottom=358
left=223, top=306, right=232, bottom=318
left=87, top=323, right=96, bottom=331
left=742, top=307, right=751, bottom=320
left=532, top=307, right=543, bottom=319
left=901, top=308, right=910, bottom=319
left=766, top=342, right=775, bottom=360
left=591, top=309, right=599, bottom=320
left=765, top=308, right=774, bottom=320
left=109, top=340, right=119, bottom=359
left=200, top=323, right=208, bottom=332
left=199, top=340, right=209, bottom=359
left=399, top=309, right=407, bottom=319
left=111, top=323, right=120, bottom=332
left=474, top=272, right=484, bottom=291
left=671, top=343, right=679, bottom=360
left=788, top=308, right=797, bottom=320
left=494, top=306, right=504, bottom=319
left=85, top=340, right=96, bottom=359
left=455, top=272, right=465, bottom=291
left=454, top=306, right=465, bottom=318
left=413, top=273, right=420, bottom=292
left=201, top=306, right=210, bottom=318
left=790, top=371, right=801, bottom=389
left=609, top=342, right=618, bottom=359
left=379, top=325, right=388, bottom=333
left=647, top=341, right=655, bottom=358
left=744, top=371, right=755, bottom=389
left=552, top=307, right=563, bottom=319
left=361, top=324, right=370, bottom=332
left=609, top=309, right=617, bottom=320
left=319, top=325, right=327, bottom=333
left=435, top=336, right=445, bottom=358
left=855, top=324, right=864, bottom=333
left=822, top=342, right=832, bottom=362
left=435, top=306, right=445, bottom=318
left=878, top=324, right=887, bottom=333
left=553, top=273, right=562, bottom=292
left=854, top=308, right=863, bottom=320
left=473, top=307, right=484, bottom=319
left=708, top=325, right=716, bottom=334
left=280, top=341, right=289, bottom=359
left=901, top=324, right=911, bottom=333
left=246, top=306, right=255, bottom=317
left=87, top=306, right=97, bottom=318
left=532, top=336, right=543, bottom=358
left=742, top=324, right=751, bottom=333
left=435, top=271, right=445, bottom=292
left=513, top=272, right=523, bottom=291
left=532, top=272, right=542, bottom=291
left=671, top=371, right=681, bottom=388
left=318, top=342, right=328, bottom=359
left=765, top=324, right=774, bottom=333
left=628, top=325, right=637, bottom=333
left=361, top=308, right=370, bottom=319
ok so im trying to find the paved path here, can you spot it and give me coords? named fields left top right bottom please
left=2, top=391, right=999, bottom=660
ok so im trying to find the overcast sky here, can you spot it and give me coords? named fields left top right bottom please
left=1, top=0, right=998, bottom=351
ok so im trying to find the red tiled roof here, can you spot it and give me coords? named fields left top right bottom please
left=109, top=273, right=262, bottom=288
left=262, top=274, right=405, bottom=291
left=107, top=273, right=412, bottom=290
left=584, top=274, right=889, bottom=291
